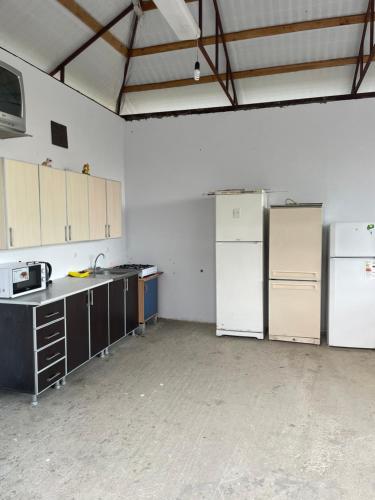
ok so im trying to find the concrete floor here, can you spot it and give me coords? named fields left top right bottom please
left=1, top=320, right=375, bottom=499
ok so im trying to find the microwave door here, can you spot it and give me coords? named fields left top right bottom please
left=12, top=265, right=43, bottom=296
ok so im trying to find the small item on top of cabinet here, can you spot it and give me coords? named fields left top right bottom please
left=41, top=158, right=53, bottom=167
left=82, top=163, right=90, bottom=175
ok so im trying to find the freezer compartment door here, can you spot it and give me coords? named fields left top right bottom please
left=269, top=206, right=322, bottom=280
left=330, top=222, right=375, bottom=257
left=216, top=242, right=263, bottom=334
left=216, top=193, right=265, bottom=242
left=269, top=280, right=321, bottom=341
left=329, top=258, right=375, bottom=348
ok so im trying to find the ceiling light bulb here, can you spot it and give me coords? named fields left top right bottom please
left=194, top=61, right=200, bottom=81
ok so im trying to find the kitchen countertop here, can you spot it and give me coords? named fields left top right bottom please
left=0, top=270, right=139, bottom=307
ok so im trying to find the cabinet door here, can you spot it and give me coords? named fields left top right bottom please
left=106, top=180, right=122, bottom=238
left=39, top=165, right=67, bottom=245
left=66, top=291, right=90, bottom=373
left=4, top=160, right=41, bottom=248
left=126, top=275, right=139, bottom=334
left=88, top=176, right=107, bottom=240
left=90, top=285, right=109, bottom=356
left=66, top=171, right=89, bottom=242
left=109, top=279, right=125, bottom=344
left=144, top=277, right=158, bottom=321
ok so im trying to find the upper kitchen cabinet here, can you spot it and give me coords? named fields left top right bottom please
left=39, top=166, right=67, bottom=245
left=66, top=171, right=89, bottom=242
left=88, top=176, right=107, bottom=241
left=0, top=159, right=41, bottom=249
left=106, top=180, right=122, bottom=238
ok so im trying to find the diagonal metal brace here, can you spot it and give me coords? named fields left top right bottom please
left=50, top=3, right=134, bottom=77
left=352, top=0, right=375, bottom=93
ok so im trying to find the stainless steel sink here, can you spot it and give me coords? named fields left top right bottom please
left=93, top=268, right=113, bottom=276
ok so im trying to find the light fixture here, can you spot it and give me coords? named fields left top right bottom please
left=152, top=0, right=200, bottom=40
left=194, top=37, right=200, bottom=81
left=194, top=60, right=200, bottom=81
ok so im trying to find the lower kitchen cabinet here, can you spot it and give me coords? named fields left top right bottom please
left=90, top=284, right=109, bottom=356
left=126, top=274, right=139, bottom=334
left=109, top=279, right=125, bottom=344
left=0, top=275, right=135, bottom=404
left=0, top=304, right=35, bottom=393
left=138, top=273, right=162, bottom=324
left=0, top=300, right=67, bottom=403
left=66, top=291, right=90, bottom=373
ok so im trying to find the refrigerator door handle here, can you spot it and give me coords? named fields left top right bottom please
left=271, top=270, right=318, bottom=279
left=271, top=283, right=318, bottom=290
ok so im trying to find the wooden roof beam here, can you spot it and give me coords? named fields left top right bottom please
left=124, top=55, right=373, bottom=93
left=57, top=0, right=128, bottom=56
left=130, top=13, right=369, bottom=57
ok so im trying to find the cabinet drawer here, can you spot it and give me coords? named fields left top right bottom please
left=36, top=300, right=64, bottom=327
left=37, top=339, right=65, bottom=371
left=36, top=319, right=65, bottom=349
left=38, top=359, right=65, bottom=393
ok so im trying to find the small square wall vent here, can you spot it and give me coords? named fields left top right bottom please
left=51, top=121, right=68, bottom=148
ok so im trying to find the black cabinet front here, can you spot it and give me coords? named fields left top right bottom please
left=126, top=275, right=139, bottom=334
left=90, top=285, right=109, bottom=357
left=66, top=291, right=90, bottom=373
left=109, top=279, right=125, bottom=344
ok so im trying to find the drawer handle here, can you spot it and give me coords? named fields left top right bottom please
left=46, top=371, right=61, bottom=383
left=45, top=311, right=60, bottom=319
left=45, top=331, right=61, bottom=340
left=46, top=352, right=61, bottom=362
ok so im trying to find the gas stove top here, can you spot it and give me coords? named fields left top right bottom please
left=112, top=264, right=157, bottom=278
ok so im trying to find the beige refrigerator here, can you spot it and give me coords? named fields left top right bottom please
left=268, top=204, right=322, bottom=344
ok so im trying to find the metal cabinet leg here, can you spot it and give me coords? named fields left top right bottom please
left=61, top=377, right=66, bottom=386
left=100, top=351, right=105, bottom=359
left=105, top=347, right=109, bottom=356
left=31, top=395, right=38, bottom=407
left=55, top=380, right=61, bottom=390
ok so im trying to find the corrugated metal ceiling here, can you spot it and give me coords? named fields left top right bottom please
left=0, top=0, right=372, bottom=113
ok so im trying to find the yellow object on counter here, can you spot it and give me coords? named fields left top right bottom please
left=68, top=270, right=90, bottom=278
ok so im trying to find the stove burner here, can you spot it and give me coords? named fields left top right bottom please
left=115, top=264, right=154, bottom=270
left=112, top=264, right=158, bottom=277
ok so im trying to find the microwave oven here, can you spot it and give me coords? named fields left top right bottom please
left=0, top=262, right=47, bottom=298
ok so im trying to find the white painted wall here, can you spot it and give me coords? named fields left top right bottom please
left=0, top=48, right=126, bottom=279
left=124, top=97, right=375, bottom=323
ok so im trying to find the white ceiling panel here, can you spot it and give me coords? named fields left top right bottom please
left=0, top=0, right=94, bottom=72
left=229, top=24, right=363, bottom=72
left=66, top=38, right=126, bottom=111
left=215, top=0, right=368, bottom=34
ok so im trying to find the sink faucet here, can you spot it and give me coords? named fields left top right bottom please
left=93, top=253, right=105, bottom=276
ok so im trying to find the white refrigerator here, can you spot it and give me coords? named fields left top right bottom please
left=329, top=222, right=375, bottom=348
left=215, top=192, right=266, bottom=338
